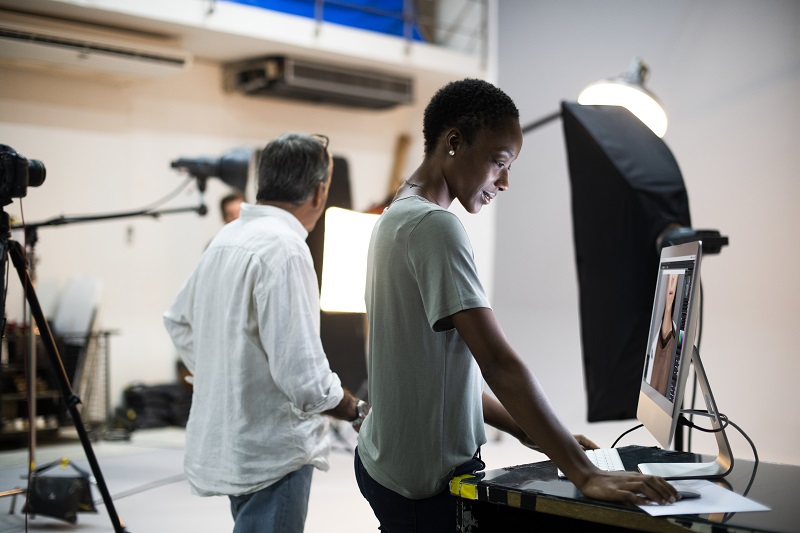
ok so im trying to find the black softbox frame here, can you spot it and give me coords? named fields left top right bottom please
left=561, top=101, right=691, bottom=421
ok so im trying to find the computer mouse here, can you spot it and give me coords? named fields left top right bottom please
left=678, top=490, right=701, bottom=500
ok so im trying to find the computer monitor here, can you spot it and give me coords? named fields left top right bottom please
left=636, top=241, right=733, bottom=479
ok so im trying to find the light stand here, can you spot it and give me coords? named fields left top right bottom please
left=521, top=110, right=561, bottom=135
left=12, top=200, right=207, bottom=445
left=8, top=144, right=250, bottom=457
left=1, top=209, right=129, bottom=532
left=0, top=142, right=249, bottom=527
left=557, top=98, right=728, bottom=434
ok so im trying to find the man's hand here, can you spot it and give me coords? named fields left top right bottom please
left=351, top=399, right=370, bottom=433
left=323, top=389, right=370, bottom=432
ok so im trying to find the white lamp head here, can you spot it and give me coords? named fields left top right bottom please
left=578, top=58, right=668, bottom=138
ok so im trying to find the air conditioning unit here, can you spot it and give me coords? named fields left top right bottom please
left=223, top=56, right=414, bottom=110
left=0, top=10, right=192, bottom=79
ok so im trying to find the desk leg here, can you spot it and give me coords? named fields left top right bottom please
left=457, top=498, right=531, bottom=531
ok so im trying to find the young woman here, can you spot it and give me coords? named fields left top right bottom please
left=354, top=78, right=679, bottom=532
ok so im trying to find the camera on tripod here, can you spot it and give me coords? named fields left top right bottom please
left=0, top=144, right=46, bottom=205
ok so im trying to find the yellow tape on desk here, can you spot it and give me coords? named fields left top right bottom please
left=449, top=474, right=478, bottom=500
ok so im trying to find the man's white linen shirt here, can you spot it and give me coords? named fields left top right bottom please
left=164, top=203, right=344, bottom=497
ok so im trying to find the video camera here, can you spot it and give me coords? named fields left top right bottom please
left=0, top=144, right=46, bottom=205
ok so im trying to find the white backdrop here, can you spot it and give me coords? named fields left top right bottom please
left=493, top=0, right=800, bottom=465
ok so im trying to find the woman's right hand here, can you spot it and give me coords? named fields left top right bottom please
left=577, top=470, right=679, bottom=506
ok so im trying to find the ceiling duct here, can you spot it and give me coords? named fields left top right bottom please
left=223, top=55, right=414, bottom=110
left=0, top=10, right=192, bottom=79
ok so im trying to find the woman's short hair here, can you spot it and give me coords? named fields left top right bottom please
left=422, top=78, right=519, bottom=156
left=255, top=133, right=330, bottom=204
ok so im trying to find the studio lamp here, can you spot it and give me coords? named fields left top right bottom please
left=522, top=57, right=668, bottom=138
left=319, top=207, right=380, bottom=313
left=170, top=146, right=251, bottom=192
left=516, top=59, right=727, bottom=428
left=578, top=58, right=668, bottom=138
left=556, top=95, right=726, bottom=427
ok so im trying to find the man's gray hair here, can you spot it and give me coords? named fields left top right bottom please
left=255, top=133, right=330, bottom=205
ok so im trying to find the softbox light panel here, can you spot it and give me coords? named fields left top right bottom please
left=561, top=101, right=691, bottom=421
left=306, top=156, right=368, bottom=397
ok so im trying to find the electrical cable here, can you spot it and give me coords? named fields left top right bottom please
left=612, top=409, right=759, bottom=500
left=720, top=418, right=760, bottom=522
left=26, top=177, right=195, bottom=225
left=137, top=176, right=195, bottom=213
left=611, top=423, right=643, bottom=448
left=680, top=409, right=760, bottom=482
left=679, top=410, right=729, bottom=432
left=91, top=473, right=187, bottom=507
left=682, top=410, right=760, bottom=522
left=681, top=411, right=759, bottom=467
left=10, top=176, right=206, bottom=233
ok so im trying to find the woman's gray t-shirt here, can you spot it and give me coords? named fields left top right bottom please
left=357, top=196, right=489, bottom=499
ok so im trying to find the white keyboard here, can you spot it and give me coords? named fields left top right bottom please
left=557, top=447, right=626, bottom=478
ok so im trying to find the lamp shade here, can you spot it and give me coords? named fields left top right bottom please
left=319, top=207, right=380, bottom=313
left=577, top=58, right=668, bottom=138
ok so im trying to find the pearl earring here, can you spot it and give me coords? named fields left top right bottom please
left=448, top=149, right=455, bottom=156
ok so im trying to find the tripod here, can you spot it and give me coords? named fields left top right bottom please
left=1, top=209, right=128, bottom=532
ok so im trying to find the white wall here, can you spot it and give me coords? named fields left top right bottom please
left=495, top=0, right=800, bottom=465
left=0, top=55, right=496, bottom=415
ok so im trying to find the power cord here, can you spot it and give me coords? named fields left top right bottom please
left=611, top=424, right=643, bottom=448
left=680, top=410, right=759, bottom=467
left=611, top=410, right=759, bottom=484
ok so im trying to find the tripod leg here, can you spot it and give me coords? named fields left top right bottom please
left=8, top=240, right=129, bottom=533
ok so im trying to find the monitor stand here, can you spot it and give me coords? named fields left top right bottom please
left=638, top=346, right=734, bottom=479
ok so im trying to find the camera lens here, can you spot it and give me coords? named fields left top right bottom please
left=27, top=159, right=46, bottom=188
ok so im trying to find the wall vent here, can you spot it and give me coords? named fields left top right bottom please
left=224, top=55, right=414, bottom=109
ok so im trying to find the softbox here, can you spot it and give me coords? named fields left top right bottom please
left=561, top=101, right=691, bottom=421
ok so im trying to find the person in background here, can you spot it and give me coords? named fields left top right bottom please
left=354, top=78, right=679, bottom=532
left=164, top=132, right=368, bottom=533
left=220, top=190, right=245, bottom=224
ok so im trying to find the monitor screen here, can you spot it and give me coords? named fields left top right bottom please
left=636, top=241, right=733, bottom=479
left=637, top=241, right=701, bottom=450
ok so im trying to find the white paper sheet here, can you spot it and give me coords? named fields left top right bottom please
left=638, top=479, right=771, bottom=517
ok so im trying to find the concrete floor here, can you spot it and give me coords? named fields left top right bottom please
left=0, top=422, right=550, bottom=533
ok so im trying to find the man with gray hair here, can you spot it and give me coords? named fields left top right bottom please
left=164, top=133, right=368, bottom=532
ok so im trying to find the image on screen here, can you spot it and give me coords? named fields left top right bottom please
left=637, top=244, right=700, bottom=451
left=642, top=267, right=693, bottom=402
